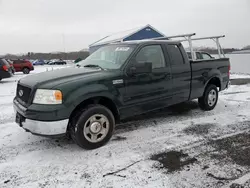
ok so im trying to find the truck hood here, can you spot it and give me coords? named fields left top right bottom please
left=19, top=67, right=103, bottom=88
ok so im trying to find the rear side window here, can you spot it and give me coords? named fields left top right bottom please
left=167, top=45, right=184, bottom=65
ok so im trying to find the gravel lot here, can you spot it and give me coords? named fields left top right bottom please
left=1, top=66, right=250, bottom=188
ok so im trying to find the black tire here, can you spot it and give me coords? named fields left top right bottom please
left=23, top=68, right=30, bottom=74
left=198, top=84, right=218, bottom=111
left=69, top=104, right=115, bottom=149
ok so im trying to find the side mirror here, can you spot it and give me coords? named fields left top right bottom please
left=128, top=62, right=152, bottom=76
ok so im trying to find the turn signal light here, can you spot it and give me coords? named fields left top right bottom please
left=54, top=90, right=63, bottom=101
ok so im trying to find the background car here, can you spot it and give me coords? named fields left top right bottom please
left=48, top=60, right=67, bottom=65
left=44, top=60, right=52, bottom=64
left=12, top=59, right=34, bottom=74
left=74, top=58, right=83, bottom=63
left=6, top=59, right=15, bottom=74
left=0, top=58, right=13, bottom=81
left=186, top=51, right=214, bottom=60
left=32, top=59, right=45, bottom=65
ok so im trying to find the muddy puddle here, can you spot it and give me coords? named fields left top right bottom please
left=209, top=132, right=250, bottom=166
left=150, top=150, right=197, bottom=172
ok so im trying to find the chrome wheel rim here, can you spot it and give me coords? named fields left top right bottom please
left=208, top=89, right=217, bottom=106
left=83, top=114, right=109, bottom=143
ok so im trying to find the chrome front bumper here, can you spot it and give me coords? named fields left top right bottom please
left=20, top=118, right=69, bottom=136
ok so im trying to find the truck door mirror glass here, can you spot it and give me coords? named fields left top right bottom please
left=128, top=62, right=152, bottom=76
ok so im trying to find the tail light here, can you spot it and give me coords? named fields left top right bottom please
left=228, top=65, right=230, bottom=77
left=3, top=65, right=8, bottom=71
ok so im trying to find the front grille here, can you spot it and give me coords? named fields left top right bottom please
left=16, top=84, right=32, bottom=104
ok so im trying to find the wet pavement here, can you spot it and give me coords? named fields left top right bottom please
left=151, top=151, right=197, bottom=172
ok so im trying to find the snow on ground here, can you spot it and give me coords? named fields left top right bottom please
left=1, top=67, right=250, bottom=188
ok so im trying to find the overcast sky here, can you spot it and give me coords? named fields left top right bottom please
left=0, top=0, right=249, bottom=54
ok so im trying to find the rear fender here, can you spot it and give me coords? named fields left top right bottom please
left=204, top=69, right=222, bottom=90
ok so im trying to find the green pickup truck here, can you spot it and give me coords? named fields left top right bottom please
left=13, top=40, right=230, bottom=149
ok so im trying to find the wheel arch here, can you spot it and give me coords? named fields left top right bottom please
left=68, top=96, right=120, bottom=126
left=204, top=76, right=221, bottom=91
left=22, top=66, right=30, bottom=70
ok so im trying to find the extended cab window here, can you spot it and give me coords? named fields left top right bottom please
left=136, top=45, right=165, bottom=69
left=186, top=52, right=192, bottom=59
left=196, top=52, right=203, bottom=60
left=168, top=45, right=184, bottom=65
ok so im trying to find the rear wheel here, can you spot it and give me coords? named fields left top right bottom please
left=23, top=68, right=30, bottom=74
left=69, top=105, right=115, bottom=149
left=198, top=84, right=218, bottom=111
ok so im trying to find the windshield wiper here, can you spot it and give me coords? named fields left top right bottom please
left=83, top=64, right=105, bottom=70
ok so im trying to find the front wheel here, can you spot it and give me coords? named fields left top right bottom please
left=23, top=68, right=30, bottom=74
left=69, top=105, right=115, bottom=149
left=198, top=84, right=218, bottom=111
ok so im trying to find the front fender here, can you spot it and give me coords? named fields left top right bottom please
left=63, top=83, right=122, bottom=115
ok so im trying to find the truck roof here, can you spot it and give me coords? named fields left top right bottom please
left=112, top=39, right=181, bottom=45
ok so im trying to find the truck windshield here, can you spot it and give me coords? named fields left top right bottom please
left=78, top=44, right=135, bottom=69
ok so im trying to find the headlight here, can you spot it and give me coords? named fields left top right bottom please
left=33, top=89, right=63, bottom=104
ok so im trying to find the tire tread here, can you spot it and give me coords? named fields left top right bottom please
left=198, top=84, right=218, bottom=111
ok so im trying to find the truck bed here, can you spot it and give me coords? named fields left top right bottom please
left=189, top=58, right=230, bottom=100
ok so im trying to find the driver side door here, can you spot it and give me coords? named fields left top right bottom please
left=121, top=44, right=173, bottom=117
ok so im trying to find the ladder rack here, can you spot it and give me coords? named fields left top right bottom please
left=147, top=33, right=226, bottom=60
